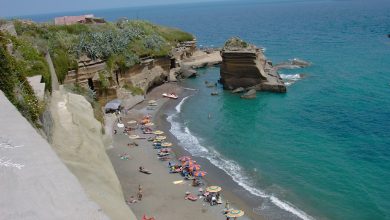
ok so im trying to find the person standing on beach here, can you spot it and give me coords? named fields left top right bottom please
left=138, top=185, right=143, bottom=201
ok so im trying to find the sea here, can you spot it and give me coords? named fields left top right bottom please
left=22, top=0, right=390, bottom=219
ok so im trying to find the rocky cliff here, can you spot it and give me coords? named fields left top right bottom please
left=49, top=87, right=137, bottom=220
left=220, top=37, right=286, bottom=93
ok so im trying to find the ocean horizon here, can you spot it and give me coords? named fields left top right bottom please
left=20, top=0, right=390, bottom=219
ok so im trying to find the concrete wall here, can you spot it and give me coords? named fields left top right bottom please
left=0, top=91, right=109, bottom=220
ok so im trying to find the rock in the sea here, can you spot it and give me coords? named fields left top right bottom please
left=220, top=37, right=286, bottom=93
left=291, top=58, right=310, bottom=67
left=232, top=87, right=245, bottom=93
left=178, top=66, right=197, bottom=78
left=241, top=89, right=256, bottom=99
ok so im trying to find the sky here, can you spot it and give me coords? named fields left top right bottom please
left=0, top=0, right=230, bottom=17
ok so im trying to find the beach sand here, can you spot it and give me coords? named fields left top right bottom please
left=107, top=83, right=254, bottom=220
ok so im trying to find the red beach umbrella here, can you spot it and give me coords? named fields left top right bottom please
left=178, top=156, right=192, bottom=162
left=182, top=160, right=195, bottom=167
left=188, top=164, right=201, bottom=172
left=193, top=171, right=207, bottom=177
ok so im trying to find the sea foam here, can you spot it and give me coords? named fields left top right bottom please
left=167, top=96, right=314, bottom=220
left=280, top=74, right=304, bottom=86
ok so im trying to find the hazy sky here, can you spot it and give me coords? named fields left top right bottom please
left=0, top=0, right=231, bottom=17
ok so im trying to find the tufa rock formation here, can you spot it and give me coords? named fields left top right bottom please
left=220, top=37, right=286, bottom=93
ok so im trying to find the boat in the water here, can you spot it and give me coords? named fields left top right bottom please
left=211, top=91, right=219, bottom=96
left=162, top=93, right=178, bottom=99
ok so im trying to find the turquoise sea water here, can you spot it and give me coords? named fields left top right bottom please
left=25, top=1, right=390, bottom=219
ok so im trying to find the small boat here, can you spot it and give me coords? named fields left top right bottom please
left=162, top=93, right=178, bottom=99
left=211, top=92, right=219, bottom=96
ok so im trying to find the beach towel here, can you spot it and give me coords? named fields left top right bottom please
left=173, top=180, right=184, bottom=184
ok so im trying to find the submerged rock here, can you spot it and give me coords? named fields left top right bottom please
left=220, top=37, right=286, bottom=93
left=240, top=89, right=256, bottom=99
left=232, top=87, right=245, bottom=93
left=291, top=58, right=311, bottom=68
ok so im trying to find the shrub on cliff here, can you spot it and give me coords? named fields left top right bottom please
left=0, top=32, right=43, bottom=125
left=223, top=37, right=250, bottom=50
left=12, top=19, right=194, bottom=86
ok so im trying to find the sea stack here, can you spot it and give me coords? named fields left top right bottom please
left=220, top=37, right=286, bottom=93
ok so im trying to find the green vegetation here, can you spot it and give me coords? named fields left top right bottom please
left=0, top=32, right=44, bottom=125
left=1, top=18, right=193, bottom=125
left=9, top=35, right=51, bottom=90
left=14, top=19, right=194, bottom=82
left=223, top=37, right=250, bottom=50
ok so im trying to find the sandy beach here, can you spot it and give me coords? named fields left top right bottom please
left=106, top=83, right=253, bottom=220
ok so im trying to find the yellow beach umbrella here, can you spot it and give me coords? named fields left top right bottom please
left=161, top=142, right=173, bottom=147
left=206, top=186, right=222, bottom=193
left=226, top=209, right=245, bottom=218
left=155, top=135, right=166, bottom=140
left=129, top=135, right=140, bottom=139
left=153, top=130, right=164, bottom=135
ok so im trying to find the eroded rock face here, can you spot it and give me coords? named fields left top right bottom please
left=220, top=37, right=286, bottom=93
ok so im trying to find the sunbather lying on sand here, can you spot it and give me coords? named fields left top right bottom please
left=184, top=192, right=198, bottom=201
left=139, top=166, right=152, bottom=174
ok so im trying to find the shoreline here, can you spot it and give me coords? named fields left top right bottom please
left=153, top=82, right=313, bottom=220
left=107, top=82, right=252, bottom=220
left=155, top=88, right=263, bottom=220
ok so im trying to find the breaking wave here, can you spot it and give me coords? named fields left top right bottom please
left=166, top=96, right=314, bottom=220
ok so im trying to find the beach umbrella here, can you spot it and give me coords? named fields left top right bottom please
left=155, top=135, right=166, bottom=140
left=193, top=171, right=207, bottom=177
left=144, top=122, right=154, bottom=127
left=178, top=156, right=192, bottom=162
left=188, top=164, right=201, bottom=172
left=153, top=130, right=164, bottom=135
left=161, top=142, right=173, bottom=147
left=117, top=123, right=124, bottom=128
left=182, top=160, right=195, bottom=167
left=226, top=209, right=245, bottom=218
left=206, top=186, right=222, bottom=193
left=129, top=135, right=140, bottom=139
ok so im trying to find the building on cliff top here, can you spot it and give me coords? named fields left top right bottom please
left=54, top=14, right=105, bottom=25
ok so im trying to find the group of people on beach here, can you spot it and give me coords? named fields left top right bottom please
left=115, top=108, right=244, bottom=219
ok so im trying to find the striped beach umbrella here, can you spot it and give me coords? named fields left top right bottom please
left=189, top=164, right=201, bottom=172
left=193, top=171, right=207, bottom=177
left=129, top=135, right=140, bottom=139
left=226, top=209, right=245, bottom=218
left=206, top=186, right=222, bottom=193
left=161, top=142, right=173, bottom=147
left=178, top=156, right=192, bottom=162
left=155, top=135, right=166, bottom=140
left=153, top=130, right=164, bottom=135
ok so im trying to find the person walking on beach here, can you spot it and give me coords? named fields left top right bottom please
left=138, top=185, right=143, bottom=201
